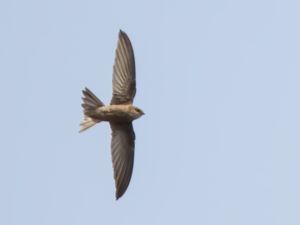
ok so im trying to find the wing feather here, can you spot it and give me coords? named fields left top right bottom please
left=110, top=122, right=135, bottom=199
left=111, top=30, right=136, bottom=105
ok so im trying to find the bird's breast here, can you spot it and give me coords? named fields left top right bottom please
left=91, top=105, right=134, bottom=122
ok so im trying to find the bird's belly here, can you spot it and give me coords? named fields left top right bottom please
left=90, top=105, right=133, bottom=122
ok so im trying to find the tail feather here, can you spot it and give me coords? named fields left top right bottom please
left=80, top=87, right=104, bottom=132
left=82, top=87, right=104, bottom=109
left=79, top=116, right=99, bottom=132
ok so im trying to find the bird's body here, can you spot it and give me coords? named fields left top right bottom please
left=80, top=30, right=144, bottom=200
left=86, top=105, right=143, bottom=123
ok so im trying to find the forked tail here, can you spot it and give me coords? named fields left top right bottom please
left=80, top=87, right=104, bottom=132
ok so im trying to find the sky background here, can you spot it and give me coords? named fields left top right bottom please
left=1, top=0, right=300, bottom=224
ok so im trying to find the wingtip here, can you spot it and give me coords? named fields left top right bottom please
left=115, top=193, right=122, bottom=200
left=115, top=187, right=126, bottom=200
left=119, top=29, right=128, bottom=38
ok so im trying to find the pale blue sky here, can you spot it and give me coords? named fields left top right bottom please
left=1, top=0, right=300, bottom=224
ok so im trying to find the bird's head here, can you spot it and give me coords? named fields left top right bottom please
left=132, top=106, right=145, bottom=119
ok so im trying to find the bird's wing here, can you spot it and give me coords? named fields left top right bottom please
left=110, top=30, right=136, bottom=105
left=110, top=122, right=135, bottom=199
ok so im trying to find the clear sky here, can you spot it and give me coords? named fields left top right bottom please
left=1, top=0, right=300, bottom=224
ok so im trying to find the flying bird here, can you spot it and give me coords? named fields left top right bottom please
left=80, top=30, right=144, bottom=200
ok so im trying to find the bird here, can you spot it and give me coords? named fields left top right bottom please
left=79, top=30, right=144, bottom=200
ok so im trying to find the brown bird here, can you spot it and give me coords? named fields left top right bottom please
left=79, top=30, right=144, bottom=200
